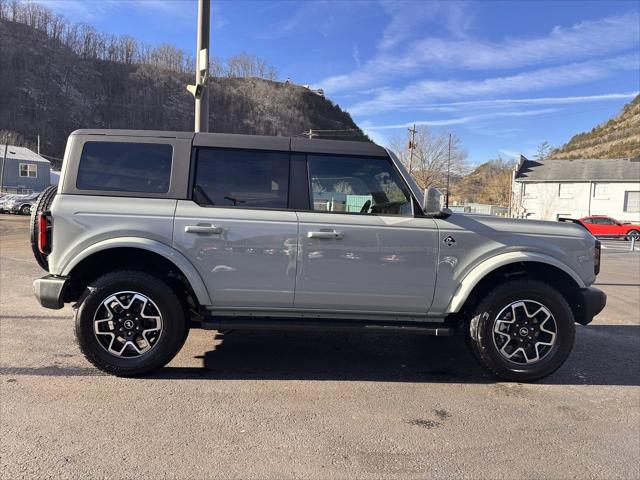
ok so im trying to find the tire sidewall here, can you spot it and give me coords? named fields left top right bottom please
left=471, top=281, right=575, bottom=381
left=75, top=273, right=186, bottom=375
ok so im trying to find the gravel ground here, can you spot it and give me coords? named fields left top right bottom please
left=1, top=214, right=638, bottom=479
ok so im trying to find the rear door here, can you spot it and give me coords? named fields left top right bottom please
left=295, top=154, right=438, bottom=315
left=173, top=147, right=297, bottom=308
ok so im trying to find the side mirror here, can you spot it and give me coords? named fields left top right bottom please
left=422, top=186, right=451, bottom=218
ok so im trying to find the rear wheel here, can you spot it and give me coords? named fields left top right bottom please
left=20, top=204, right=31, bottom=215
left=75, top=270, right=188, bottom=376
left=30, top=186, right=57, bottom=270
left=627, top=229, right=640, bottom=241
left=467, top=279, right=575, bottom=382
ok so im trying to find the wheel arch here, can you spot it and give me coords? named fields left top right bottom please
left=447, top=252, right=586, bottom=317
left=62, top=238, right=211, bottom=306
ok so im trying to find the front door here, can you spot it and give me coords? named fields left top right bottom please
left=295, top=155, right=438, bottom=315
left=173, top=147, right=297, bottom=308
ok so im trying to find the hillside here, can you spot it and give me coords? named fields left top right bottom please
left=551, top=94, right=640, bottom=159
left=0, top=17, right=365, bottom=160
left=450, top=159, right=513, bottom=206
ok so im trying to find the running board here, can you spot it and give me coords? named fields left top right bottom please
left=195, top=317, right=455, bottom=336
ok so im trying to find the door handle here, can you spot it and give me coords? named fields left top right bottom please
left=307, top=230, right=343, bottom=240
left=185, top=224, right=223, bottom=234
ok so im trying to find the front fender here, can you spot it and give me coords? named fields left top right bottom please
left=61, top=237, right=212, bottom=305
left=446, top=251, right=586, bottom=313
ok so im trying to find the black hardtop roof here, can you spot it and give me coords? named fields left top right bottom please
left=71, top=129, right=388, bottom=157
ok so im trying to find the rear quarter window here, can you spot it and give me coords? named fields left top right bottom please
left=76, top=142, right=172, bottom=193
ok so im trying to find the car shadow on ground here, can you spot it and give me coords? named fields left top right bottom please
left=2, top=325, right=638, bottom=386
left=153, top=324, right=640, bottom=386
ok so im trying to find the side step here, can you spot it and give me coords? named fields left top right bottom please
left=195, top=317, right=455, bottom=336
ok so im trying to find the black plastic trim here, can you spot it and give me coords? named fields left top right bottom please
left=32, top=275, right=68, bottom=310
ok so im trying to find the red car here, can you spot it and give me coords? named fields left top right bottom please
left=579, top=216, right=640, bottom=239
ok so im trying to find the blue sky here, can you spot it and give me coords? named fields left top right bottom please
left=36, top=0, right=640, bottom=164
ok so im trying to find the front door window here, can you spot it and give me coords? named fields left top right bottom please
left=308, top=156, right=413, bottom=216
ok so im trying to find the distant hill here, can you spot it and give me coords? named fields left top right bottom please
left=551, top=94, right=640, bottom=159
left=0, top=14, right=366, bottom=161
left=450, top=159, right=514, bottom=206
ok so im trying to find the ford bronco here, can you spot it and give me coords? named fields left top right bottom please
left=32, top=129, right=606, bottom=381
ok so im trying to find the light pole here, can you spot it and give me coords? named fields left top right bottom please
left=191, top=0, right=210, bottom=133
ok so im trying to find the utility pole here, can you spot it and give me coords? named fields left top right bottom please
left=0, top=144, right=7, bottom=193
left=194, top=0, right=210, bottom=133
left=445, top=133, right=452, bottom=208
left=407, top=124, right=417, bottom=174
left=37, top=135, right=40, bottom=155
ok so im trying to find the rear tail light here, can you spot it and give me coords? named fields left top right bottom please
left=594, top=240, right=601, bottom=275
left=38, top=212, right=51, bottom=255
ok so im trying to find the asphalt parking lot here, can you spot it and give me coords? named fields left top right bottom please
left=1, top=214, right=638, bottom=479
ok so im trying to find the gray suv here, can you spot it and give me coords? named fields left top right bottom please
left=32, top=129, right=606, bottom=381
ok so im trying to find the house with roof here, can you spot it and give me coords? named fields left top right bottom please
left=0, top=145, right=51, bottom=194
left=512, top=156, right=640, bottom=222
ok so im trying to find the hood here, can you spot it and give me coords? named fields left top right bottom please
left=440, top=213, right=593, bottom=240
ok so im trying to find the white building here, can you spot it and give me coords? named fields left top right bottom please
left=512, top=156, right=640, bottom=222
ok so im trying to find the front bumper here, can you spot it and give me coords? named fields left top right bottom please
left=576, top=286, right=607, bottom=325
left=33, top=275, right=69, bottom=310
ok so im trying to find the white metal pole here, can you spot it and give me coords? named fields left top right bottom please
left=194, top=0, right=210, bottom=133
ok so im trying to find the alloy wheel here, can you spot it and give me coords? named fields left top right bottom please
left=492, top=300, right=557, bottom=365
left=93, top=291, right=163, bottom=358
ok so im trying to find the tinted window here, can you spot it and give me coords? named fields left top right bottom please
left=308, top=156, right=412, bottom=216
left=194, top=148, right=289, bottom=209
left=77, top=142, right=172, bottom=193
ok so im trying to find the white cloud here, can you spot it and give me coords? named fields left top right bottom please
left=349, top=55, right=639, bottom=115
left=363, top=108, right=558, bottom=130
left=352, top=44, right=361, bottom=68
left=319, top=11, right=640, bottom=94
left=377, top=0, right=471, bottom=50
left=396, top=92, right=640, bottom=112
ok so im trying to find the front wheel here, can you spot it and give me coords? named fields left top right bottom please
left=466, top=279, right=575, bottom=382
left=75, top=270, right=188, bottom=376
left=20, top=204, right=31, bottom=215
left=627, top=229, right=640, bottom=241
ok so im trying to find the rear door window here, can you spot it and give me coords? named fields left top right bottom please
left=77, top=142, right=172, bottom=193
left=193, top=148, right=289, bottom=209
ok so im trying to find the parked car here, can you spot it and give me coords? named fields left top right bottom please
left=7, top=192, right=40, bottom=215
left=578, top=216, right=640, bottom=239
left=31, top=129, right=606, bottom=381
left=0, top=194, right=18, bottom=213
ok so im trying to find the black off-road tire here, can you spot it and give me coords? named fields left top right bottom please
left=75, top=270, right=188, bottom=376
left=29, top=185, right=57, bottom=271
left=467, top=279, right=575, bottom=382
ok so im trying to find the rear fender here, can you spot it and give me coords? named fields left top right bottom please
left=61, top=237, right=212, bottom=305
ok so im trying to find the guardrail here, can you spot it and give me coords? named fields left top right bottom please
left=596, top=234, right=638, bottom=252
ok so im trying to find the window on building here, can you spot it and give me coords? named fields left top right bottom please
left=523, top=183, right=535, bottom=197
left=77, top=142, right=173, bottom=193
left=558, top=183, right=573, bottom=197
left=624, top=191, right=640, bottom=213
left=308, top=155, right=412, bottom=216
left=193, top=148, right=289, bottom=209
left=593, top=183, right=608, bottom=197
left=19, top=163, right=37, bottom=178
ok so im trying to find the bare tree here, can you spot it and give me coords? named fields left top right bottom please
left=534, top=141, right=552, bottom=161
left=390, top=128, right=468, bottom=190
